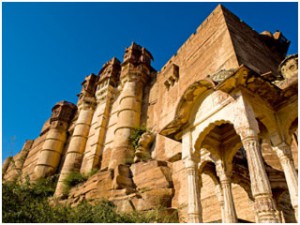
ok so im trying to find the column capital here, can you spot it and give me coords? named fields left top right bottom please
left=273, top=142, right=292, bottom=161
left=236, top=127, right=258, bottom=141
left=215, top=161, right=232, bottom=183
left=184, top=158, right=198, bottom=170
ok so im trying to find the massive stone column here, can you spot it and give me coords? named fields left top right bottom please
left=273, top=142, right=298, bottom=221
left=80, top=58, right=121, bottom=174
left=216, top=161, right=237, bottom=223
left=108, top=43, right=153, bottom=170
left=239, top=128, right=279, bottom=223
left=34, top=101, right=76, bottom=180
left=55, top=75, right=97, bottom=196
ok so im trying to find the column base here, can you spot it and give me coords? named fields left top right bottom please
left=257, top=212, right=280, bottom=223
left=294, top=205, right=298, bottom=222
left=255, top=195, right=279, bottom=223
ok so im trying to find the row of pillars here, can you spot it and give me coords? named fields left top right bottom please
left=185, top=128, right=298, bottom=223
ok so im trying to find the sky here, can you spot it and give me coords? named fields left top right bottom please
left=2, top=2, right=298, bottom=161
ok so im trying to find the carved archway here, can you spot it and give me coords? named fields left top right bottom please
left=160, top=79, right=215, bottom=140
left=195, top=121, right=258, bottom=222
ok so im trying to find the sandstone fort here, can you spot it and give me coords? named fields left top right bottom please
left=3, top=5, right=298, bottom=223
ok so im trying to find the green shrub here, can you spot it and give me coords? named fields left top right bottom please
left=66, top=200, right=125, bottom=223
left=63, top=171, right=88, bottom=188
left=2, top=181, right=179, bottom=223
left=31, top=174, right=59, bottom=198
left=2, top=180, right=67, bottom=223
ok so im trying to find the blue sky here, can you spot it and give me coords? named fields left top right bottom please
left=2, top=2, right=298, bottom=161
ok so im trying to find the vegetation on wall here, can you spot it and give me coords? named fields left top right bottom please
left=2, top=179, right=178, bottom=223
left=62, top=169, right=99, bottom=194
left=130, top=126, right=147, bottom=149
left=63, top=171, right=88, bottom=187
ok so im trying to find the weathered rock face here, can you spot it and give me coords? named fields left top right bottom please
left=131, top=160, right=174, bottom=211
left=3, top=4, right=298, bottom=223
left=3, top=140, right=34, bottom=182
left=62, top=160, right=174, bottom=214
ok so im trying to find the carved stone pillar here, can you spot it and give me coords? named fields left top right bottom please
left=34, top=101, right=76, bottom=180
left=55, top=98, right=96, bottom=197
left=216, top=162, right=237, bottom=223
left=215, top=183, right=225, bottom=222
left=239, top=128, right=279, bottom=223
left=273, top=142, right=298, bottom=221
left=184, top=158, right=202, bottom=223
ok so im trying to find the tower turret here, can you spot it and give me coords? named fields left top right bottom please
left=80, top=57, right=121, bottom=174
left=55, top=74, right=98, bottom=196
left=108, top=43, right=154, bottom=170
left=34, top=101, right=77, bottom=180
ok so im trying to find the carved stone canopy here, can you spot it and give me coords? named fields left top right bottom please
left=122, top=42, right=154, bottom=69
left=98, top=57, right=121, bottom=86
left=80, top=73, right=98, bottom=96
left=50, top=101, right=77, bottom=123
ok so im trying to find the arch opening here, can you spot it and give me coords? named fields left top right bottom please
left=195, top=121, right=256, bottom=222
